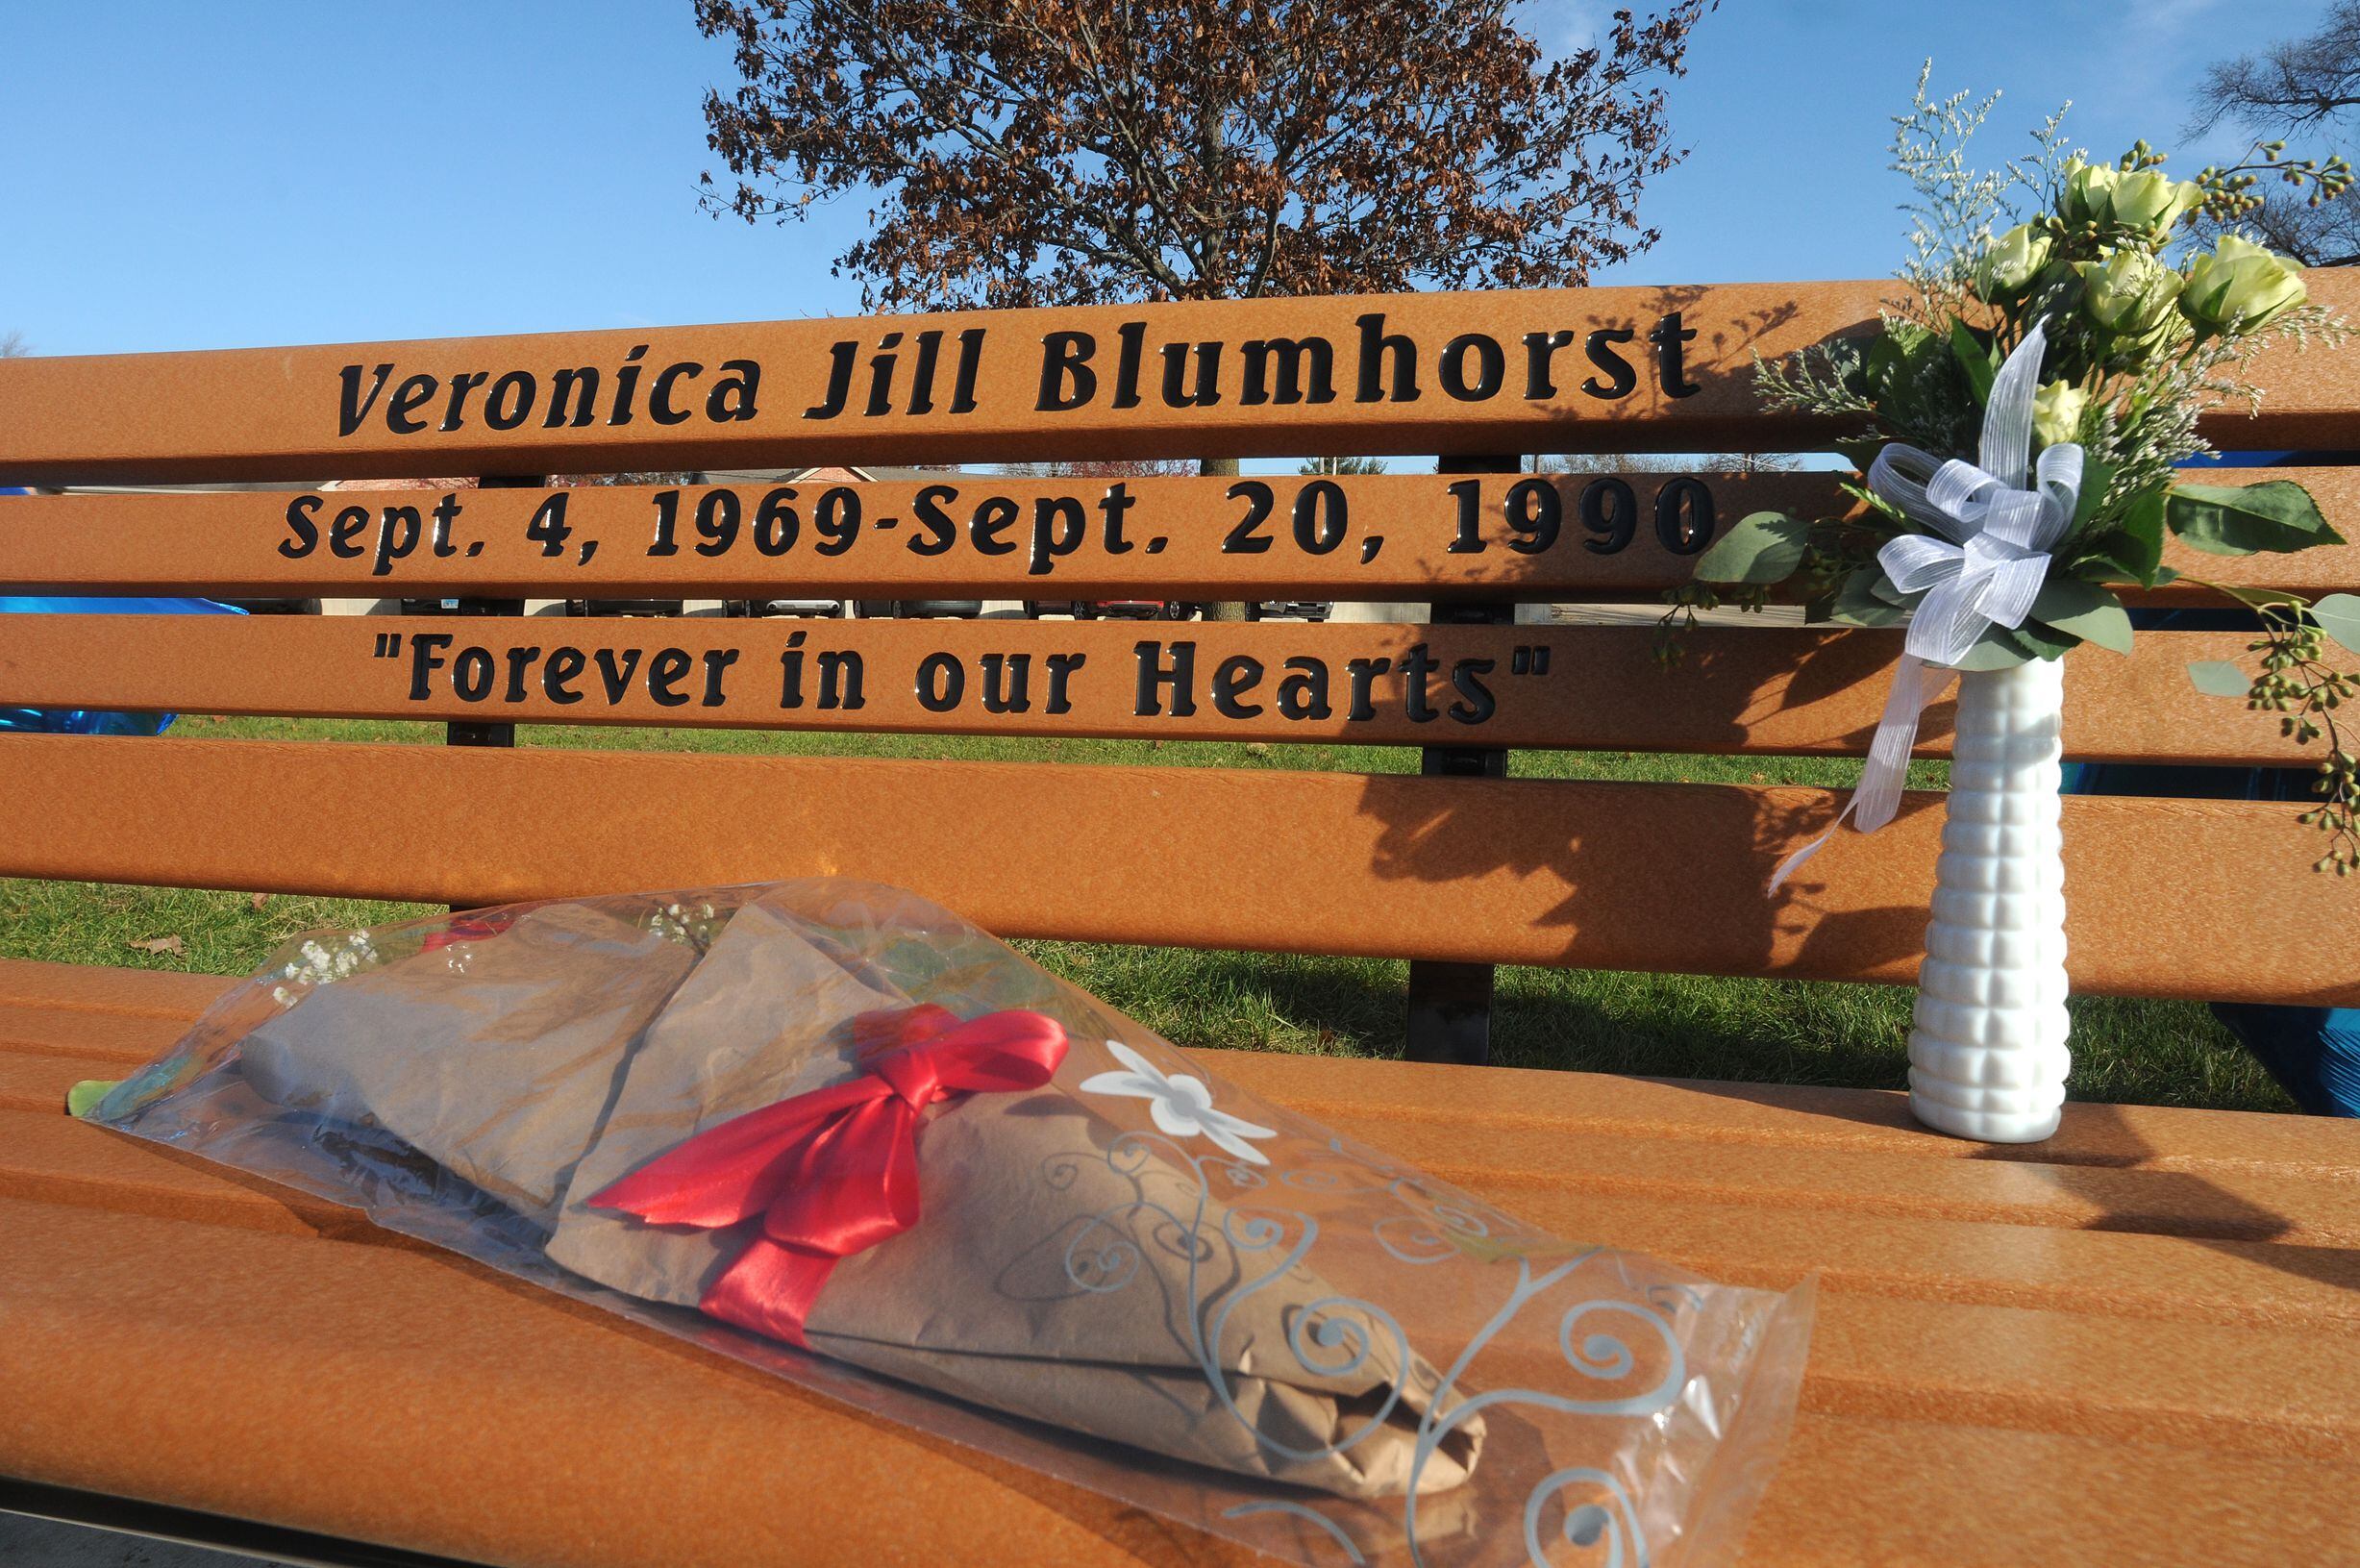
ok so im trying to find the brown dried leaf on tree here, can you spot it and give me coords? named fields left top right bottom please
left=693, top=0, right=1716, bottom=311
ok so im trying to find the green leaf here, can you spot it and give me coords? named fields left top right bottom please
left=2187, top=660, right=2252, bottom=698
left=2166, top=482, right=2346, bottom=557
left=1950, top=620, right=2075, bottom=670
left=1824, top=566, right=1911, bottom=627
left=1868, top=571, right=1914, bottom=608
left=2068, top=457, right=2118, bottom=534
left=1693, top=510, right=1811, bottom=585
left=2312, top=592, right=2360, bottom=654
left=2029, top=576, right=2135, bottom=655
left=65, top=1080, right=119, bottom=1119
left=1948, top=317, right=1997, bottom=408
left=2072, top=482, right=2165, bottom=585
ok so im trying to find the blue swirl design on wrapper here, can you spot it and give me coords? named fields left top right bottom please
left=1061, top=1050, right=1691, bottom=1567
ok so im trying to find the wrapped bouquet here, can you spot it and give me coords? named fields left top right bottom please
left=87, top=881, right=1813, bottom=1566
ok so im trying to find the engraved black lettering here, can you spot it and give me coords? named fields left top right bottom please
left=385, top=374, right=437, bottom=435
left=1028, top=497, right=1087, bottom=576
left=1043, top=652, right=1086, bottom=714
left=1277, top=657, right=1331, bottom=720
left=281, top=495, right=320, bottom=559
left=545, top=366, right=600, bottom=428
left=439, top=371, right=489, bottom=432
left=484, top=370, right=534, bottom=431
left=806, top=340, right=857, bottom=420
left=1038, top=331, right=1098, bottom=411
left=370, top=506, right=421, bottom=577
left=1345, top=656, right=1392, bottom=722
left=1354, top=312, right=1419, bottom=403
left=1582, top=329, right=1638, bottom=400
left=646, top=648, right=693, bottom=707
left=406, top=633, right=454, bottom=700
left=593, top=647, right=644, bottom=703
left=1133, top=639, right=1198, bottom=717
left=1524, top=330, right=1577, bottom=399
left=650, top=361, right=704, bottom=426
left=336, top=362, right=394, bottom=436
left=915, top=652, right=961, bottom=712
left=1448, top=659, right=1497, bottom=724
left=542, top=646, right=585, bottom=705
left=1438, top=334, right=1504, bottom=401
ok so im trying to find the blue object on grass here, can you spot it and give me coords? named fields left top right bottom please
left=0, top=595, right=245, bottom=735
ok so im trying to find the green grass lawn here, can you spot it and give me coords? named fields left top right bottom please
left=0, top=713, right=2298, bottom=1113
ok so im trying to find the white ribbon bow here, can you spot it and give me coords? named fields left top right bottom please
left=1770, top=322, right=2082, bottom=892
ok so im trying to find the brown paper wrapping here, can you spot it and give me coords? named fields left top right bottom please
left=237, top=904, right=696, bottom=1227
left=244, top=902, right=1480, bottom=1499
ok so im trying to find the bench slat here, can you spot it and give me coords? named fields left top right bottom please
left=0, top=957, right=234, bottom=1017
left=8, top=1180, right=2356, bottom=1563
left=1, top=734, right=2350, bottom=1002
left=17, top=1095, right=2352, bottom=1331
left=8, top=470, right=2359, bottom=601
left=5, top=275, right=2356, bottom=483
left=0, top=611, right=2314, bottom=762
left=16, top=1076, right=2358, bottom=1465
left=7, top=956, right=2349, bottom=1173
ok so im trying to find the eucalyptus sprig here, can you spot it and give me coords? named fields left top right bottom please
left=2189, top=593, right=2360, bottom=874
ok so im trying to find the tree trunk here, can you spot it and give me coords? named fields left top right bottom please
left=1198, top=456, right=1249, bottom=622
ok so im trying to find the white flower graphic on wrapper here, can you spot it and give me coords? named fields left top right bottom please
left=1080, top=1040, right=1278, bottom=1166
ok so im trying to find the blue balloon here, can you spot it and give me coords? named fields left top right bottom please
left=0, top=595, right=246, bottom=735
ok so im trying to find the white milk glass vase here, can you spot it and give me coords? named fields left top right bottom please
left=1904, top=655, right=2070, bottom=1142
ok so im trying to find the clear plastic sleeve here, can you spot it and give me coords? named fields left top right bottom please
left=92, top=879, right=1814, bottom=1566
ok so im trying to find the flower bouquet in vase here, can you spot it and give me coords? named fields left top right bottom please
left=1674, top=85, right=2360, bottom=1142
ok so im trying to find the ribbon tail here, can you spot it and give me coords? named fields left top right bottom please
left=1767, top=797, right=1859, bottom=894
left=701, top=1235, right=837, bottom=1350
left=1769, top=655, right=1952, bottom=893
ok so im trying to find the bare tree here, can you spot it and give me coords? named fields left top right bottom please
left=0, top=332, right=27, bottom=359
left=1301, top=456, right=1388, bottom=476
left=2186, top=2, right=2360, bottom=264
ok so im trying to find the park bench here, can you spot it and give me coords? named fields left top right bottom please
left=3, top=278, right=2359, bottom=1565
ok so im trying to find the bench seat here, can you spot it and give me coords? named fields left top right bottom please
left=4, top=957, right=2356, bottom=1566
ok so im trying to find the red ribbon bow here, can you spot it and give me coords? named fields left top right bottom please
left=588, top=1004, right=1067, bottom=1348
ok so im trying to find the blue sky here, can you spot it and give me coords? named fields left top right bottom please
left=0, top=0, right=2337, bottom=356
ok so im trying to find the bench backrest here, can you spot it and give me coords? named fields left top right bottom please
left=4, top=278, right=2358, bottom=1051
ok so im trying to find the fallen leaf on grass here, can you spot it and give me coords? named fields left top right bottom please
left=127, top=935, right=184, bottom=957
left=249, top=892, right=270, bottom=912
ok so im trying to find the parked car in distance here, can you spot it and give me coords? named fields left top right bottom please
left=1245, top=601, right=1331, bottom=621
left=1032, top=600, right=1198, bottom=620
left=854, top=600, right=984, bottom=618
left=726, top=599, right=845, bottom=618
left=561, top=598, right=688, bottom=617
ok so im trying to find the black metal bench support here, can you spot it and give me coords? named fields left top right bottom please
left=445, top=475, right=540, bottom=751
left=1404, top=453, right=1521, bottom=1066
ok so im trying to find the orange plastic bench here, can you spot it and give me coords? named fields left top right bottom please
left=3, top=280, right=2358, bottom=1564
